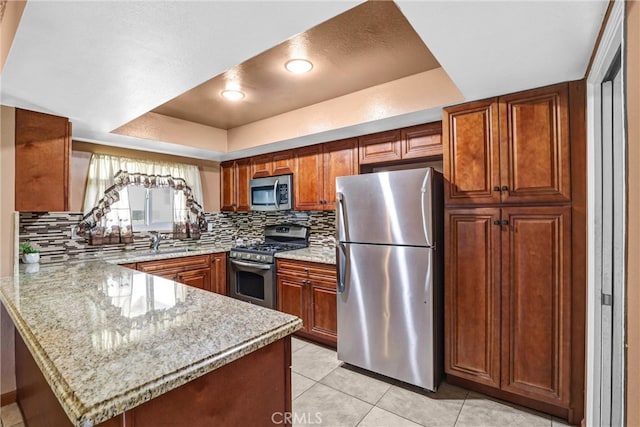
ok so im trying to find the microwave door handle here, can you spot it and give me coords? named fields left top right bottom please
left=273, top=179, right=279, bottom=208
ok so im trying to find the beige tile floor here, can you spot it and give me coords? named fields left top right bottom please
left=0, top=337, right=572, bottom=427
left=291, top=337, right=572, bottom=427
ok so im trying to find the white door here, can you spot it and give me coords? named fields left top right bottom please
left=594, top=52, right=626, bottom=426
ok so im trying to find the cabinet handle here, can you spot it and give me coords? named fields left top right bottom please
left=493, top=220, right=501, bottom=225
left=493, top=186, right=500, bottom=192
left=501, top=220, right=509, bottom=226
left=501, top=186, right=509, bottom=192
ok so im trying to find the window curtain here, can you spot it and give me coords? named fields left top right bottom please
left=80, top=153, right=205, bottom=243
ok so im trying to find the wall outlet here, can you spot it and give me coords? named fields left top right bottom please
left=207, top=222, right=213, bottom=232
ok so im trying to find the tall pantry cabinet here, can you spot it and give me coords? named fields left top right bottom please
left=443, top=82, right=586, bottom=424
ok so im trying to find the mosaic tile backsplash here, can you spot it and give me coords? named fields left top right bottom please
left=18, top=211, right=336, bottom=264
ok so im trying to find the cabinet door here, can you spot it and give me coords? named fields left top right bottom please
left=15, top=108, right=71, bottom=212
left=308, top=279, right=337, bottom=345
left=443, top=99, right=501, bottom=206
left=499, top=84, right=571, bottom=204
left=294, top=145, right=324, bottom=211
left=444, top=208, right=501, bottom=389
left=358, top=130, right=402, bottom=165
left=211, top=253, right=227, bottom=295
left=220, top=161, right=236, bottom=211
left=277, top=275, right=308, bottom=334
left=401, top=122, right=443, bottom=160
left=500, top=206, right=571, bottom=406
left=250, top=154, right=273, bottom=178
left=272, top=150, right=294, bottom=176
left=235, top=159, right=251, bottom=211
left=177, top=268, right=211, bottom=291
left=323, top=138, right=358, bottom=210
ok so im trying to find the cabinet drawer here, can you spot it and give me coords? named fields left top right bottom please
left=137, top=254, right=211, bottom=273
left=276, top=259, right=336, bottom=279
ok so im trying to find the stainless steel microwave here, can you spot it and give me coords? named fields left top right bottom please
left=249, top=174, right=293, bottom=211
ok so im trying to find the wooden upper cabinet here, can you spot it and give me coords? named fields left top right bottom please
left=250, top=151, right=294, bottom=178
left=401, top=121, right=443, bottom=160
left=294, top=145, right=324, bottom=211
left=294, top=140, right=357, bottom=211
left=220, top=161, right=236, bottom=211
left=444, top=83, right=571, bottom=206
left=15, top=108, right=71, bottom=212
left=443, top=98, right=501, bottom=206
left=358, top=130, right=402, bottom=165
left=272, top=151, right=294, bottom=176
left=500, top=206, right=571, bottom=406
left=499, top=83, right=571, bottom=204
left=250, top=154, right=273, bottom=178
left=322, top=138, right=358, bottom=210
left=220, top=159, right=250, bottom=212
left=445, top=208, right=501, bottom=389
left=235, top=159, right=251, bottom=211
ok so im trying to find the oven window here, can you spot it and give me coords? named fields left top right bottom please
left=236, top=271, right=265, bottom=300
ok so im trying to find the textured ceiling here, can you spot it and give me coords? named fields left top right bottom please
left=150, top=1, right=440, bottom=129
left=0, top=1, right=609, bottom=160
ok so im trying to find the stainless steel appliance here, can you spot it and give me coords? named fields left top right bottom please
left=229, top=224, right=309, bottom=309
left=249, top=174, right=293, bottom=211
left=336, top=167, right=444, bottom=391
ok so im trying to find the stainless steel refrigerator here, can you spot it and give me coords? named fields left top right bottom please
left=336, top=167, right=443, bottom=391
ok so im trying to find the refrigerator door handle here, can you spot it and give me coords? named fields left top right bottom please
left=420, top=170, right=433, bottom=247
left=337, top=242, right=347, bottom=293
left=337, top=191, right=349, bottom=242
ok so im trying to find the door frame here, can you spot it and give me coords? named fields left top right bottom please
left=585, top=0, right=626, bottom=425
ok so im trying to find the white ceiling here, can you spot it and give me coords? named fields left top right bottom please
left=0, top=1, right=608, bottom=161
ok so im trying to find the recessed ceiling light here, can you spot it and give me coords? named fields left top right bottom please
left=221, top=89, right=245, bottom=101
left=285, top=59, right=313, bottom=74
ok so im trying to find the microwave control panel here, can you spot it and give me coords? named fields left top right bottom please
left=278, top=184, right=289, bottom=204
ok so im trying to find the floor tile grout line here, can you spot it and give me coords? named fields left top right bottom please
left=353, top=405, right=375, bottom=427
left=451, top=391, right=470, bottom=426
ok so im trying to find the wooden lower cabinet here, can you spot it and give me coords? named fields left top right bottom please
left=176, top=268, right=211, bottom=291
left=445, top=206, right=573, bottom=419
left=276, top=259, right=337, bottom=347
left=15, top=331, right=292, bottom=427
left=210, top=252, right=228, bottom=295
left=135, top=253, right=227, bottom=294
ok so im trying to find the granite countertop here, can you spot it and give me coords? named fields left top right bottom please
left=275, top=246, right=336, bottom=264
left=0, top=261, right=301, bottom=427
left=94, top=244, right=234, bottom=265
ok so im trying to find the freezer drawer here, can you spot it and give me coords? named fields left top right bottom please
left=337, top=243, right=438, bottom=390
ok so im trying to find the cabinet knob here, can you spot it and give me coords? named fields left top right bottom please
left=493, top=186, right=500, bottom=192
left=493, top=220, right=501, bottom=225
left=501, top=186, right=509, bottom=192
left=501, top=220, right=509, bottom=226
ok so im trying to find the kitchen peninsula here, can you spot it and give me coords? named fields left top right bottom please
left=0, top=261, right=302, bottom=427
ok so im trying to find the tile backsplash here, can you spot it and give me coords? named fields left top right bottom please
left=18, top=210, right=336, bottom=264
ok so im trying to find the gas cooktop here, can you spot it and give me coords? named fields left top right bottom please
left=229, top=224, right=309, bottom=264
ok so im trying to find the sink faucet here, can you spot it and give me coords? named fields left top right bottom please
left=149, top=231, right=164, bottom=252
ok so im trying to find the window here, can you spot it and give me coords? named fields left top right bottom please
left=127, top=185, right=175, bottom=231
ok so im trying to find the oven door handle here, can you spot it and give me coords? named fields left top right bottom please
left=230, top=259, right=273, bottom=271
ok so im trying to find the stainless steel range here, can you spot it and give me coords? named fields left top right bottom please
left=228, top=224, right=309, bottom=309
